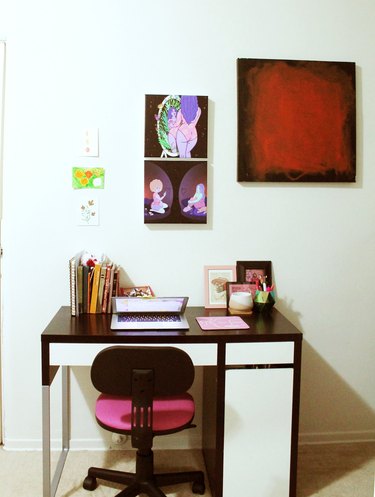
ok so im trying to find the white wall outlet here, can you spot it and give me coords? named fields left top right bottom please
left=111, top=433, right=128, bottom=445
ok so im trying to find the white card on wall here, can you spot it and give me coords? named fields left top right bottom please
left=81, top=128, right=99, bottom=156
left=76, top=193, right=99, bottom=226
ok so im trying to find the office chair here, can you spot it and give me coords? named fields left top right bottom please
left=83, top=346, right=206, bottom=497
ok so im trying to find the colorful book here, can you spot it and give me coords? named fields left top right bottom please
left=69, top=256, right=78, bottom=316
left=89, top=264, right=102, bottom=313
left=77, top=264, right=83, bottom=314
left=69, top=251, right=83, bottom=316
left=102, top=264, right=113, bottom=313
left=70, top=252, right=119, bottom=314
left=96, top=264, right=107, bottom=313
left=106, top=265, right=116, bottom=313
left=113, top=265, right=120, bottom=297
left=82, top=265, right=89, bottom=313
left=87, top=266, right=94, bottom=312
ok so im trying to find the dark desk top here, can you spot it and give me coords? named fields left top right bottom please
left=42, top=306, right=302, bottom=345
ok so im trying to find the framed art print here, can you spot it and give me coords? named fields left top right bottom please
left=204, top=265, right=236, bottom=308
left=144, top=160, right=207, bottom=224
left=144, top=94, right=208, bottom=159
left=236, top=261, right=272, bottom=296
left=144, top=94, right=208, bottom=224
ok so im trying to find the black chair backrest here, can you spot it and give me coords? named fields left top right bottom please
left=91, top=346, right=195, bottom=397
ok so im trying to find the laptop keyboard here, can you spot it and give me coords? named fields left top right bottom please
left=118, top=313, right=181, bottom=323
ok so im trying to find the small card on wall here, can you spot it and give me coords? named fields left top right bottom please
left=81, top=128, right=99, bottom=157
left=72, top=167, right=105, bottom=189
left=76, top=193, right=99, bottom=226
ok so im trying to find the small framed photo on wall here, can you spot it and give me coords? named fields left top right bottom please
left=204, top=265, right=236, bottom=308
left=236, top=261, right=272, bottom=296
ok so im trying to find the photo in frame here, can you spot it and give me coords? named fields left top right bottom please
left=226, top=282, right=254, bottom=315
left=204, top=265, right=236, bottom=308
left=236, top=261, right=272, bottom=296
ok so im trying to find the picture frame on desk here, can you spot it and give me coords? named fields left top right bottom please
left=119, top=286, right=154, bottom=298
left=204, top=265, right=236, bottom=308
left=236, top=260, right=272, bottom=296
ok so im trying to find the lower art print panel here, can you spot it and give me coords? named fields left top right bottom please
left=144, top=161, right=207, bottom=224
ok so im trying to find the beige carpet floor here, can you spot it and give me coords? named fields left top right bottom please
left=0, top=442, right=374, bottom=496
left=297, top=442, right=375, bottom=497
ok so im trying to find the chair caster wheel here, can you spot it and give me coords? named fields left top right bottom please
left=192, top=480, right=205, bottom=494
left=83, top=475, right=97, bottom=491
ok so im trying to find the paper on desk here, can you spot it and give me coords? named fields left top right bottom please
left=196, top=316, right=249, bottom=330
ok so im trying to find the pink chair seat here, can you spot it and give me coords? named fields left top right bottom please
left=96, top=393, right=195, bottom=433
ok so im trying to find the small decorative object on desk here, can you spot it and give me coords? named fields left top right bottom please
left=253, top=290, right=275, bottom=312
left=119, top=286, right=154, bottom=298
left=226, top=282, right=253, bottom=315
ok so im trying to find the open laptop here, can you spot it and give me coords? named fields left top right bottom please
left=111, top=296, right=189, bottom=330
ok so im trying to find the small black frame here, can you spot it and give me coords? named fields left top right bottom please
left=236, top=260, right=272, bottom=289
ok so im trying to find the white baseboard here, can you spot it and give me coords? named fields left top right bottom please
left=2, top=439, right=42, bottom=450
left=4, top=430, right=375, bottom=451
left=3, top=433, right=202, bottom=451
left=299, top=430, right=375, bottom=445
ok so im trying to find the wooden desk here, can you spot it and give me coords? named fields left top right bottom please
left=41, top=306, right=302, bottom=497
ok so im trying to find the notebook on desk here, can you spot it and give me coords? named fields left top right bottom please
left=111, top=296, right=190, bottom=330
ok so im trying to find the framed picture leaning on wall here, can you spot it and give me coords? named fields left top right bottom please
left=236, top=261, right=272, bottom=296
left=204, top=265, right=236, bottom=308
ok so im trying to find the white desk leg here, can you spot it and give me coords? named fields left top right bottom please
left=42, top=385, right=51, bottom=497
left=42, top=366, right=70, bottom=497
left=61, top=366, right=70, bottom=453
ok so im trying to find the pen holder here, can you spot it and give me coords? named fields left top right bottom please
left=253, top=290, right=275, bottom=312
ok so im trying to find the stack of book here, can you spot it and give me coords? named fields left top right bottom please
left=69, top=252, right=120, bottom=316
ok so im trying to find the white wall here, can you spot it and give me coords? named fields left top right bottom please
left=1, top=0, right=374, bottom=449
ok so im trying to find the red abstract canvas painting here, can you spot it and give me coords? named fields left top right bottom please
left=237, top=59, right=356, bottom=182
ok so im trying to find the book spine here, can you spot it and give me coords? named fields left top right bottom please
left=69, top=257, right=77, bottom=316
left=82, top=266, right=88, bottom=313
left=106, top=265, right=116, bottom=313
left=90, top=264, right=101, bottom=313
left=88, top=267, right=94, bottom=311
left=77, top=265, right=83, bottom=314
left=102, top=264, right=113, bottom=313
left=112, top=266, right=119, bottom=299
left=97, top=264, right=107, bottom=313
left=70, top=253, right=119, bottom=315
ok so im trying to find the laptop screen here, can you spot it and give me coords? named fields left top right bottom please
left=112, top=297, right=188, bottom=314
